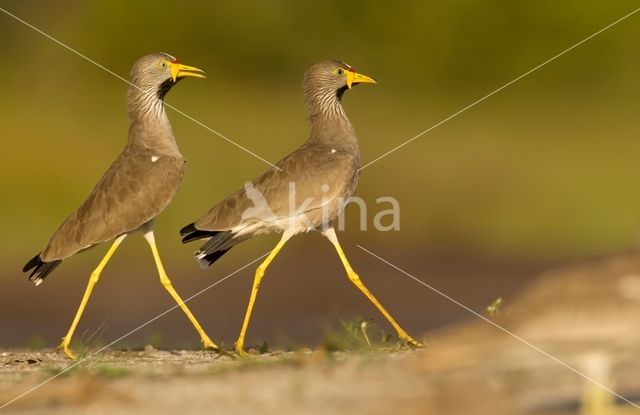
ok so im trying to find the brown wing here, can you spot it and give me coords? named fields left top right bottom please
left=195, top=142, right=358, bottom=231
left=40, top=149, right=184, bottom=261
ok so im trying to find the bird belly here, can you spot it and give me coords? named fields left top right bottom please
left=233, top=213, right=316, bottom=239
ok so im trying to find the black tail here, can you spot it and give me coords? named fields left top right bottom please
left=23, top=254, right=62, bottom=285
left=180, top=223, right=218, bottom=243
left=196, top=249, right=231, bottom=269
left=180, top=223, right=236, bottom=268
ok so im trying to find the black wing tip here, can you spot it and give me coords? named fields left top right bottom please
left=180, top=224, right=223, bottom=244
left=196, top=249, right=230, bottom=268
left=182, top=230, right=216, bottom=244
left=193, top=230, right=237, bottom=267
left=180, top=223, right=197, bottom=236
left=23, top=255, right=41, bottom=273
left=23, top=254, right=62, bottom=285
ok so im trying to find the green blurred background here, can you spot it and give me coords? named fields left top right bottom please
left=1, top=1, right=639, bottom=349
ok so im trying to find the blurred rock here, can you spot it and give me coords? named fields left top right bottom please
left=418, top=251, right=640, bottom=414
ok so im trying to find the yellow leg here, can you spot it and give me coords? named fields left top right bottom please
left=59, top=234, right=127, bottom=359
left=143, top=231, right=218, bottom=350
left=235, top=234, right=291, bottom=357
left=322, top=228, right=421, bottom=347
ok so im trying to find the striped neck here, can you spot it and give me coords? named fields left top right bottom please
left=306, top=87, right=359, bottom=155
left=305, top=85, right=347, bottom=121
left=127, top=83, right=169, bottom=123
left=125, top=83, right=180, bottom=156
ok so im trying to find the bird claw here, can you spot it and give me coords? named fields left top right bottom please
left=234, top=345, right=251, bottom=359
left=401, top=336, right=424, bottom=348
left=201, top=336, right=220, bottom=351
left=57, top=339, right=79, bottom=360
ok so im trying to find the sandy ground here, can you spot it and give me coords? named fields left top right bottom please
left=0, top=347, right=433, bottom=415
left=0, top=340, right=637, bottom=415
left=2, top=252, right=640, bottom=415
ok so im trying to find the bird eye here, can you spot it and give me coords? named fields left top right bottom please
left=336, top=68, right=345, bottom=76
left=160, top=61, right=167, bottom=68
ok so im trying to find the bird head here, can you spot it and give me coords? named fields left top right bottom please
left=129, top=52, right=205, bottom=99
left=303, top=60, right=377, bottom=98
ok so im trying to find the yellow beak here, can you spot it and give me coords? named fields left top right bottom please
left=170, top=62, right=206, bottom=82
left=346, top=70, right=377, bottom=89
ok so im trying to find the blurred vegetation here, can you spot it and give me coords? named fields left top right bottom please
left=322, top=317, right=393, bottom=352
left=3, top=1, right=640, bottom=265
left=2, top=1, right=640, bottom=346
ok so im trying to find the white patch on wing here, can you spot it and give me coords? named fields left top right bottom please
left=151, top=156, right=160, bottom=162
left=331, top=149, right=336, bottom=154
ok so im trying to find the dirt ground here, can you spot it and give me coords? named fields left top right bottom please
left=0, top=347, right=438, bottom=415
left=0, top=341, right=636, bottom=415
left=2, top=252, right=640, bottom=415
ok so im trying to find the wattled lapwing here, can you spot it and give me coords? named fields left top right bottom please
left=181, top=60, right=420, bottom=355
left=24, top=53, right=218, bottom=358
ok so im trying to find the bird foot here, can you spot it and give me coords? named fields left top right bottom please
left=401, top=335, right=424, bottom=348
left=234, top=345, right=251, bottom=359
left=201, top=336, right=220, bottom=351
left=57, top=339, right=79, bottom=360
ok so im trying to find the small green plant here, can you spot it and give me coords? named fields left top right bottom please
left=25, top=335, right=45, bottom=350
left=486, top=297, right=504, bottom=317
left=321, top=317, right=393, bottom=352
left=146, top=333, right=164, bottom=349
left=251, top=341, right=270, bottom=354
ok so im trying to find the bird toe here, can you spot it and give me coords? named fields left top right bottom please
left=234, top=345, right=251, bottom=359
left=58, top=340, right=79, bottom=360
left=402, top=336, right=425, bottom=348
left=201, top=337, right=220, bottom=351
